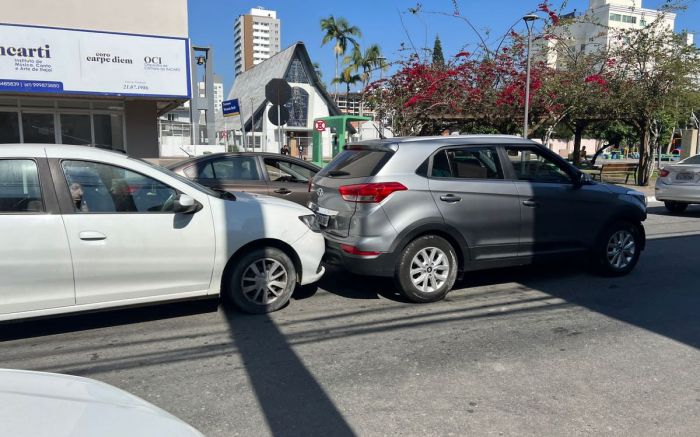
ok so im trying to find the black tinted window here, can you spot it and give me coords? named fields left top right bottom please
left=319, top=149, right=392, bottom=179
left=431, top=151, right=451, bottom=177
left=448, top=148, right=503, bottom=179
left=505, top=148, right=571, bottom=184
left=0, top=160, right=43, bottom=213
left=199, top=157, right=261, bottom=181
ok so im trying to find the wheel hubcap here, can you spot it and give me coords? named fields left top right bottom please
left=410, top=247, right=449, bottom=293
left=241, top=258, right=288, bottom=305
left=606, top=230, right=636, bottom=269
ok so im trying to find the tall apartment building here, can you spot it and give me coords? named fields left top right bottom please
left=234, top=8, right=281, bottom=76
left=547, top=0, right=680, bottom=68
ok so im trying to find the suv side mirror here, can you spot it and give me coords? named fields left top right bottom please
left=573, top=172, right=589, bottom=188
left=173, top=194, right=201, bottom=214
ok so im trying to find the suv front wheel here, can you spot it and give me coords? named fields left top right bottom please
left=593, top=222, right=642, bottom=277
left=395, top=235, right=458, bottom=303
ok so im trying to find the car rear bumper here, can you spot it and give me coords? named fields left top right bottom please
left=323, top=239, right=398, bottom=277
left=655, top=183, right=700, bottom=203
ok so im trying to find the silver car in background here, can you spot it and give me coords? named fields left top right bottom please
left=656, top=154, right=700, bottom=213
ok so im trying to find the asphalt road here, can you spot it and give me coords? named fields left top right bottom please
left=2, top=202, right=700, bottom=436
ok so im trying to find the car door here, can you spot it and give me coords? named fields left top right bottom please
left=263, top=157, right=317, bottom=205
left=502, top=145, right=605, bottom=257
left=54, top=159, right=216, bottom=305
left=428, top=146, right=521, bottom=262
left=190, top=156, right=268, bottom=196
left=0, top=156, right=75, bottom=316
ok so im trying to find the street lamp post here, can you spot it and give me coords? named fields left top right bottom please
left=523, top=14, right=539, bottom=139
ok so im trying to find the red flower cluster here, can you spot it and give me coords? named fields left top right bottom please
left=584, top=74, right=607, bottom=86
left=538, top=2, right=560, bottom=26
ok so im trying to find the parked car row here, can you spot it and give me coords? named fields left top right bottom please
left=655, top=154, right=700, bottom=213
left=0, top=136, right=648, bottom=321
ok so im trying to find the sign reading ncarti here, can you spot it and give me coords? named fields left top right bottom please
left=0, top=24, right=190, bottom=98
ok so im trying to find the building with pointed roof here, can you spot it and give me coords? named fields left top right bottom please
left=227, top=42, right=343, bottom=157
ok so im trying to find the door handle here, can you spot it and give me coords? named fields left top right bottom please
left=522, top=199, right=539, bottom=207
left=79, top=231, right=106, bottom=241
left=274, top=188, right=292, bottom=195
left=439, top=194, right=462, bottom=203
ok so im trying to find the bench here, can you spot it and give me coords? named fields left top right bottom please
left=592, top=163, right=638, bottom=183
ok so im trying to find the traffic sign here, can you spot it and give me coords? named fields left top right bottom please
left=265, top=79, right=292, bottom=105
left=314, top=120, right=327, bottom=132
left=222, top=99, right=240, bottom=117
left=268, top=105, right=290, bottom=126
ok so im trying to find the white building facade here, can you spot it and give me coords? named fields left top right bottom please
left=234, top=8, right=281, bottom=77
left=548, top=0, right=678, bottom=67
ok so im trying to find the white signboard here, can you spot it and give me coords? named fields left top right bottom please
left=0, top=24, right=190, bottom=98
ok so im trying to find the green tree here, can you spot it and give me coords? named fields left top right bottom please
left=432, top=35, right=445, bottom=66
left=347, top=43, right=386, bottom=115
left=332, top=64, right=363, bottom=102
left=320, top=16, right=362, bottom=100
left=608, top=17, right=700, bottom=185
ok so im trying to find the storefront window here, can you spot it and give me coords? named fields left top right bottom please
left=60, top=114, right=92, bottom=145
left=22, top=113, right=56, bottom=143
left=0, top=112, right=20, bottom=143
left=93, top=114, right=124, bottom=151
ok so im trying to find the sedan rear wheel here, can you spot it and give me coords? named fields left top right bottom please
left=664, top=201, right=688, bottom=214
left=228, top=247, right=296, bottom=314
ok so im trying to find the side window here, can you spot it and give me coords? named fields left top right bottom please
left=505, top=148, right=571, bottom=184
left=431, top=147, right=503, bottom=179
left=264, top=158, right=315, bottom=183
left=0, top=160, right=43, bottom=213
left=62, top=161, right=177, bottom=213
left=200, top=157, right=261, bottom=181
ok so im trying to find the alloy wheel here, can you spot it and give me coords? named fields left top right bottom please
left=409, top=247, right=450, bottom=293
left=606, top=230, right=636, bottom=270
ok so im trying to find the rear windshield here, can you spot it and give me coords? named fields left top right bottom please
left=681, top=155, right=700, bottom=164
left=318, top=149, right=393, bottom=179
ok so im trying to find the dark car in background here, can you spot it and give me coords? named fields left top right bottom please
left=168, top=153, right=320, bottom=205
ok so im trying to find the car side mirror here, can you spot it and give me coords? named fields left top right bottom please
left=573, top=172, right=589, bottom=188
left=173, top=194, right=202, bottom=214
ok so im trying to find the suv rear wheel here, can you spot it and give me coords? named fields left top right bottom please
left=227, top=247, right=296, bottom=314
left=395, top=235, right=458, bottom=303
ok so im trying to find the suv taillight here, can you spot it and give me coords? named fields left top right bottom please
left=338, top=182, right=407, bottom=203
left=659, top=169, right=670, bottom=177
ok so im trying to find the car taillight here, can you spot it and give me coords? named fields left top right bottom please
left=659, top=169, right=670, bottom=177
left=338, top=182, right=407, bottom=203
left=340, top=244, right=381, bottom=257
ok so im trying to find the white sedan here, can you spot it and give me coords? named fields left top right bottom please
left=0, top=144, right=325, bottom=320
left=0, top=369, right=203, bottom=437
left=655, top=154, right=700, bottom=213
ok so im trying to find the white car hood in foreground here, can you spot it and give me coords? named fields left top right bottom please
left=0, top=369, right=203, bottom=437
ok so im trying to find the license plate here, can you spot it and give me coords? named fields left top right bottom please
left=676, top=172, right=694, bottom=181
left=315, top=213, right=330, bottom=227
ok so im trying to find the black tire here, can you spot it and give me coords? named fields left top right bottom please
left=593, top=221, right=642, bottom=277
left=664, top=201, right=688, bottom=214
left=394, top=235, right=458, bottom=303
left=227, top=247, right=296, bottom=314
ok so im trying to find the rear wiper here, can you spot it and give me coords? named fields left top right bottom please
left=327, top=170, right=350, bottom=177
left=210, top=187, right=236, bottom=200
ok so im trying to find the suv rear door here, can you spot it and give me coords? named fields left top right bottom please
left=309, top=146, right=394, bottom=237
left=428, top=146, right=521, bottom=261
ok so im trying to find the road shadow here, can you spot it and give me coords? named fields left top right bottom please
left=222, top=305, right=356, bottom=437
left=315, top=265, right=410, bottom=303
left=647, top=204, right=700, bottom=217
left=0, top=298, right=219, bottom=342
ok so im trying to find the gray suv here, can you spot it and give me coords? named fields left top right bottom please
left=309, top=135, right=647, bottom=303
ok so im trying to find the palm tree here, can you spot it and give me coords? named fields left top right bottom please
left=348, top=44, right=386, bottom=116
left=332, top=64, right=362, bottom=103
left=320, top=15, right=362, bottom=100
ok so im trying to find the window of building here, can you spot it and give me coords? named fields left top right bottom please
left=62, top=161, right=177, bottom=213
left=285, top=87, right=309, bottom=127
left=0, top=159, right=43, bottom=213
left=610, top=13, right=622, bottom=22
left=0, top=112, right=20, bottom=143
left=285, top=58, right=310, bottom=84
left=22, top=113, right=56, bottom=143
left=622, top=15, right=637, bottom=24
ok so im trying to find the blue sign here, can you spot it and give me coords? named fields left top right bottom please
left=0, top=79, right=63, bottom=92
left=222, top=99, right=240, bottom=117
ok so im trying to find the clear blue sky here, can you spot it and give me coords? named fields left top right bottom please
left=188, top=0, right=700, bottom=96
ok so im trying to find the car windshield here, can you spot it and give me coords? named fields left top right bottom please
left=133, top=158, right=221, bottom=198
